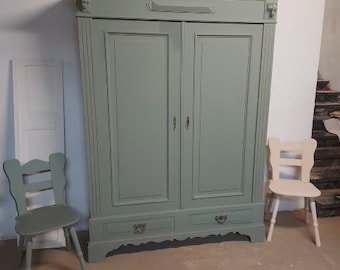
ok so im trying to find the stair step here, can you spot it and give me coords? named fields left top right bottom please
left=316, top=189, right=340, bottom=217
left=314, top=102, right=340, bottom=117
left=311, top=167, right=340, bottom=190
left=311, top=166, right=340, bottom=180
left=314, top=147, right=340, bottom=160
left=314, top=158, right=340, bottom=167
left=316, top=189, right=340, bottom=206
left=316, top=80, right=330, bottom=90
left=312, top=130, right=340, bottom=147
left=315, top=90, right=340, bottom=103
left=314, top=102, right=340, bottom=116
left=316, top=206, right=340, bottom=218
left=313, top=116, right=326, bottom=131
left=312, top=179, right=340, bottom=190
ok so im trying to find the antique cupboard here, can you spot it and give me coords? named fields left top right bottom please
left=76, top=0, right=277, bottom=262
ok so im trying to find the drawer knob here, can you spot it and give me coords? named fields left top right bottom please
left=215, top=215, right=227, bottom=224
left=133, top=223, right=146, bottom=234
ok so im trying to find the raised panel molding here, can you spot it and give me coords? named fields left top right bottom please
left=104, top=32, right=171, bottom=206
left=89, top=20, right=181, bottom=216
left=183, top=23, right=263, bottom=207
left=192, top=34, right=251, bottom=199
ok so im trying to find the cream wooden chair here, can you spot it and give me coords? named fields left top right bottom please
left=266, top=137, right=321, bottom=247
left=3, top=153, right=86, bottom=270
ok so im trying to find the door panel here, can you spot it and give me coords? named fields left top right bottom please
left=182, top=23, right=263, bottom=207
left=91, top=20, right=181, bottom=215
left=108, top=33, right=169, bottom=205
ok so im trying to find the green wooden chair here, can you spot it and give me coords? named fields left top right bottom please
left=3, top=153, right=86, bottom=270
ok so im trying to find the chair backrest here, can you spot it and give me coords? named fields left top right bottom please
left=268, top=137, right=317, bottom=183
left=3, top=153, right=66, bottom=215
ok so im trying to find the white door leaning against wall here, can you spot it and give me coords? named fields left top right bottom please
left=13, top=58, right=65, bottom=249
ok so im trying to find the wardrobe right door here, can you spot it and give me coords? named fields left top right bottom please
left=181, top=22, right=263, bottom=208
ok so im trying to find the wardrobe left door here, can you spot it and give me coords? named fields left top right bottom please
left=90, top=19, right=181, bottom=216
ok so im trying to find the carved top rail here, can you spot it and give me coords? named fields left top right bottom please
left=77, top=0, right=278, bottom=23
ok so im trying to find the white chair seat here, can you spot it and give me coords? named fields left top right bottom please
left=269, top=180, right=321, bottom=198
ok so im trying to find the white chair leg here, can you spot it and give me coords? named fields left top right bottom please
left=25, top=237, right=33, bottom=270
left=267, top=196, right=280, bottom=242
left=265, top=192, right=275, bottom=221
left=310, top=199, right=321, bottom=247
left=304, top=197, right=310, bottom=224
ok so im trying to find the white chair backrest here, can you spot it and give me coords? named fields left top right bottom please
left=268, top=137, right=317, bottom=183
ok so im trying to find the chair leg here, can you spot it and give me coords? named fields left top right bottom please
left=64, top=227, right=72, bottom=251
left=304, top=198, right=310, bottom=224
left=25, top=237, right=33, bottom=270
left=69, top=227, right=87, bottom=270
left=265, top=192, right=275, bottom=221
left=310, top=199, right=321, bottom=247
left=267, top=196, right=280, bottom=242
left=17, top=235, right=25, bottom=267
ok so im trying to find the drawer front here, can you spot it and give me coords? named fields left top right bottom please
left=102, top=216, right=175, bottom=239
left=189, top=208, right=253, bottom=228
left=77, top=0, right=277, bottom=23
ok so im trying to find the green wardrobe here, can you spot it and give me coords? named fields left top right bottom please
left=76, top=0, right=277, bottom=262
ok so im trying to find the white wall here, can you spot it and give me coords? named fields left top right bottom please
left=0, top=0, right=326, bottom=238
left=319, top=0, right=340, bottom=91
left=0, top=0, right=88, bottom=238
left=267, top=0, right=325, bottom=210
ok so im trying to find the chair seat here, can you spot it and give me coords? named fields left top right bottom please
left=269, top=180, right=321, bottom=198
left=15, top=205, right=79, bottom=236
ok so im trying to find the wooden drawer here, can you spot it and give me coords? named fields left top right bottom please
left=77, top=0, right=277, bottom=23
left=102, top=216, right=175, bottom=240
left=189, top=208, right=253, bottom=228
